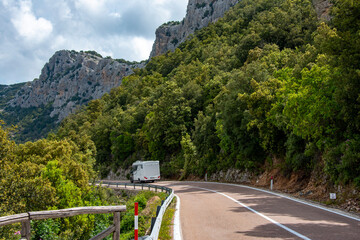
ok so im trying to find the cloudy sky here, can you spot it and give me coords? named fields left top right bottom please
left=0, top=0, right=188, bottom=85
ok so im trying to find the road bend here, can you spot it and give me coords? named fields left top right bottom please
left=156, top=181, right=360, bottom=240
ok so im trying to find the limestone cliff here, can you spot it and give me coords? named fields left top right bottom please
left=9, top=50, right=144, bottom=122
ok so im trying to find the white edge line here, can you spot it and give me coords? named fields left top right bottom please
left=196, top=186, right=312, bottom=240
left=184, top=181, right=360, bottom=222
left=173, top=194, right=182, bottom=240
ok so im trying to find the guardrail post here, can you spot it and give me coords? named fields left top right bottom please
left=156, top=206, right=161, bottom=217
left=113, top=212, right=120, bottom=240
left=150, top=217, right=156, bottom=232
left=21, top=219, right=30, bottom=240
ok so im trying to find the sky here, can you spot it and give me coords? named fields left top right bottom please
left=0, top=0, right=188, bottom=85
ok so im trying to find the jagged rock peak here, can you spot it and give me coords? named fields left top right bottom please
left=9, top=50, right=144, bottom=122
left=149, top=0, right=239, bottom=59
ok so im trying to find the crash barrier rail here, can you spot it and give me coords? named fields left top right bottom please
left=98, top=181, right=175, bottom=240
left=0, top=205, right=126, bottom=240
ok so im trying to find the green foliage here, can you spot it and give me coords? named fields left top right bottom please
left=53, top=0, right=360, bottom=188
left=0, top=122, right=117, bottom=240
left=180, top=133, right=198, bottom=179
left=85, top=50, right=103, bottom=58
left=1, top=103, right=59, bottom=143
left=120, top=191, right=167, bottom=240
left=324, top=136, right=360, bottom=187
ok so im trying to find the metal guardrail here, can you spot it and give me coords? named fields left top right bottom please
left=0, top=205, right=126, bottom=240
left=98, top=181, right=172, bottom=194
left=98, top=181, right=174, bottom=240
left=1, top=182, right=173, bottom=240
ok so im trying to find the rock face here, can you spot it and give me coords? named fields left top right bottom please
left=149, top=0, right=240, bottom=58
left=150, top=0, right=332, bottom=59
left=209, top=169, right=253, bottom=183
left=9, top=50, right=144, bottom=122
left=312, top=0, right=331, bottom=21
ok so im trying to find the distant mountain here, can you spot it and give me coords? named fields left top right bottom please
left=0, top=83, right=26, bottom=110
left=9, top=50, right=144, bottom=122
left=1, top=50, right=144, bottom=141
left=0, top=0, right=330, bottom=142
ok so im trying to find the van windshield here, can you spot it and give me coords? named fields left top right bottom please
left=132, top=165, right=138, bottom=172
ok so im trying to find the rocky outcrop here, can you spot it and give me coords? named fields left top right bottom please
left=209, top=169, right=253, bottom=183
left=149, top=0, right=239, bottom=58
left=9, top=50, right=144, bottom=122
left=313, top=0, right=331, bottom=21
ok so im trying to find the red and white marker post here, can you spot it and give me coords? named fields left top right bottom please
left=134, top=202, right=138, bottom=240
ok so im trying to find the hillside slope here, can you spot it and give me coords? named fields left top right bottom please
left=1, top=0, right=248, bottom=142
left=150, top=0, right=331, bottom=58
left=57, top=0, right=360, bottom=206
left=1, top=50, right=144, bottom=142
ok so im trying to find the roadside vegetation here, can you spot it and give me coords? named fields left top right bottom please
left=56, top=0, right=360, bottom=189
left=0, top=121, right=171, bottom=239
left=1, top=0, right=360, bottom=237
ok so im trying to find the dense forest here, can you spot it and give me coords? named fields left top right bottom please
left=0, top=121, right=171, bottom=240
left=1, top=0, right=360, bottom=238
left=54, top=0, right=360, bottom=187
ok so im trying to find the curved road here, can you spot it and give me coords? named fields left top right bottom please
left=156, top=181, right=360, bottom=240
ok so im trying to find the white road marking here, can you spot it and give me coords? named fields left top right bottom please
left=173, top=194, right=183, bottom=240
left=193, top=186, right=312, bottom=240
left=197, top=181, right=360, bottom=222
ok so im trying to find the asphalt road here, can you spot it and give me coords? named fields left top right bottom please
left=156, top=181, right=360, bottom=240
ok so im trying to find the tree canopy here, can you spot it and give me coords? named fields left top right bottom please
left=55, top=0, right=360, bottom=187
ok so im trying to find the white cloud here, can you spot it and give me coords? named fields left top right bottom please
left=57, top=0, right=72, bottom=19
left=132, top=37, right=154, bottom=60
left=0, top=0, right=188, bottom=85
left=109, top=12, right=121, bottom=18
left=10, top=0, right=53, bottom=43
left=75, top=0, right=106, bottom=15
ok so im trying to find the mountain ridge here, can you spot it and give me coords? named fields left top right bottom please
left=1, top=0, right=330, bottom=142
left=8, top=50, right=144, bottom=123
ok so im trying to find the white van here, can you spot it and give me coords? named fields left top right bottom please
left=130, top=161, right=160, bottom=183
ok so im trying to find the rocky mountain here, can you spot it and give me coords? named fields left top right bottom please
left=150, top=0, right=331, bottom=58
left=150, top=0, right=240, bottom=58
left=1, top=0, right=332, bottom=142
left=1, top=50, right=144, bottom=141
left=9, top=50, right=144, bottom=123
